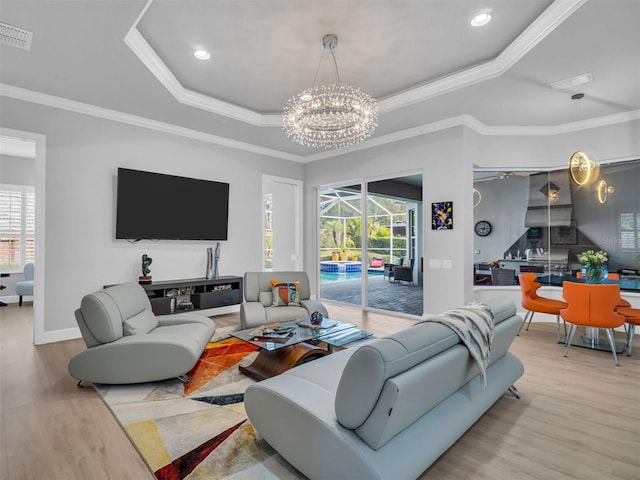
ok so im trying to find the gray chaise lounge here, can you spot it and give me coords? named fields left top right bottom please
left=68, top=282, right=215, bottom=384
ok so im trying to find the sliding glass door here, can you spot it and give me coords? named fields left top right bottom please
left=319, top=185, right=362, bottom=306
left=318, top=174, right=423, bottom=316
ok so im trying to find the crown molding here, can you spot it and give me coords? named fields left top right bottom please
left=0, top=83, right=301, bottom=161
left=126, top=0, right=585, bottom=121
left=2, top=83, right=637, bottom=163
left=123, top=28, right=280, bottom=126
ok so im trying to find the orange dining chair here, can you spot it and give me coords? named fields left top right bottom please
left=575, top=272, right=631, bottom=308
left=560, top=282, right=625, bottom=366
left=616, top=306, right=640, bottom=356
left=518, top=273, right=568, bottom=343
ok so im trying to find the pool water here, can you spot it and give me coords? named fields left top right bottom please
left=320, top=270, right=384, bottom=283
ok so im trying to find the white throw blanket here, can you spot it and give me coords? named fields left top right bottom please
left=427, top=303, right=495, bottom=387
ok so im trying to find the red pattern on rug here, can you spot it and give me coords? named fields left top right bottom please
left=154, top=420, right=247, bottom=480
left=184, top=338, right=258, bottom=396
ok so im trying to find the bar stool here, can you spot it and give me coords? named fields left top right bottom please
left=518, top=273, right=568, bottom=343
left=616, top=307, right=640, bottom=355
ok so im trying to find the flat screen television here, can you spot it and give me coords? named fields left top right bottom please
left=116, top=168, right=229, bottom=240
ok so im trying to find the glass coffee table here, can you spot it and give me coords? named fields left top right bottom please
left=230, top=319, right=355, bottom=381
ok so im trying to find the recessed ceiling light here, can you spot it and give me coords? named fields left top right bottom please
left=471, top=13, right=492, bottom=27
left=193, top=49, right=210, bottom=60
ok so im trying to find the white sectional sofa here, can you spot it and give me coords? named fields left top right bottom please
left=245, top=298, right=524, bottom=479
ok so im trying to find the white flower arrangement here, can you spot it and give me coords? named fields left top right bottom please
left=578, top=250, right=608, bottom=267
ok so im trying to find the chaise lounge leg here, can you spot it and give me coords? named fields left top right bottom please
left=508, top=385, right=521, bottom=399
left=19, top=295, right=23, bottom=306
left=77, top=380, right=84, bottom=387
left=177, top=374, right=189, bottom=384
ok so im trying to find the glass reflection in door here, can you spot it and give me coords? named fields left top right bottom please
left=319, top=185, right=362, bottom=306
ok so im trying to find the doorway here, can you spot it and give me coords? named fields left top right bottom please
left=262, top=175, right=302, bottom=271
left=0, top=128, right=46, bottom=344
left=318, top=174, right=423, bottom=316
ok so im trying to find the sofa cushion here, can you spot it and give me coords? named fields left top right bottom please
left=258, top=291, right=272, bottom=307
left=271, top=280, right=301, bottom=306
left=123, top=309, right=158, bottom=336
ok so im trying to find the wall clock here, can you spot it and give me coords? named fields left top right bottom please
left=474, top=220, right=492, bottom=237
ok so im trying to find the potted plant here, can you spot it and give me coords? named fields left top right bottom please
left=578, top=249, right=609, bottom=283
left=340, top=248, right=349, bottom=261
left=331, top=250, right=339, bottom=261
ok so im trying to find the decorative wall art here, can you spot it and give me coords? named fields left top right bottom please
left=432, top=202, right=453, bottom=230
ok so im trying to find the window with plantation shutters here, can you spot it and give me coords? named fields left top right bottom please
left=0, top=184, right=35, bottom=271
left=620, top=212, right=640, bottom=250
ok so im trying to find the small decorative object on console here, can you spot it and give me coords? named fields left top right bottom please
left=139, top=254, right=153, bottom=284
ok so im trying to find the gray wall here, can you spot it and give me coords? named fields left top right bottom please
left=1, top=97, right=303, bottom=338
left=1, top=92, right=638, bottom=338
left=0, top=154, right=35, bottom=185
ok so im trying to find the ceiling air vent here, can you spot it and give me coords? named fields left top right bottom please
left=0, top=22, right=33, bottom=51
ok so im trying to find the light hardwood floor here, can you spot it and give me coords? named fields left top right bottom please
left=1, top=302, right=639, bottom=480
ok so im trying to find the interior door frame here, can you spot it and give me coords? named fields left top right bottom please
left=262, top=175, right=303, bottom=271
left=1, top=127, right=46, bottom=344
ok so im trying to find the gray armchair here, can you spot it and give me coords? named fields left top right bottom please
left=68, top=282, right=215, bottom=385
left=241, top=271, right=328, bottom=329
left=15, top=263, right=34, bottom=306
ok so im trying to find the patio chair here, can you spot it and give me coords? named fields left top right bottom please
left=394, top=258, right=415, bottom=285
left=370, top=257, right=384, bottom=268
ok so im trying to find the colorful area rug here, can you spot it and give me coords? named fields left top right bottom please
left=94, top=337, right=305, bottom=479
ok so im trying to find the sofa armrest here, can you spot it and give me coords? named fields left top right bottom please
left=240, top=302, right=267, bottom=329
left=245, top=373, right=381, bottom=480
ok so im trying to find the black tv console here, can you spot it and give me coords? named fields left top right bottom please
left=137, top=276, right=243, bottom=315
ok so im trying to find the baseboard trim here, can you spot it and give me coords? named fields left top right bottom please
left=37, top=327, right=81, bottom=345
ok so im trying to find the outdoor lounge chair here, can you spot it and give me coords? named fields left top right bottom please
left=370, top=257, right=384, bottom=268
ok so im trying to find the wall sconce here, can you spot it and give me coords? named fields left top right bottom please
left=596, top=179, right=615, bottom=204
left=473, top=188, right=482, bottom=207
left=569, top=150, right=596, bottom=185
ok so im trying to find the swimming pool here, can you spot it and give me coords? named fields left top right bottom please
left=320, top=270, right=384, bottom=283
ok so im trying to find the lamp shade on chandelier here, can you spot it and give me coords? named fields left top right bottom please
left=283, top=34, right=378, bottom=150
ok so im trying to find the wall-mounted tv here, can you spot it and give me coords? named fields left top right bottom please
left=116, top=168, right=229, bottom=241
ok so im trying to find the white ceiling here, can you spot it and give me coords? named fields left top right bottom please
left=1, top=0, right=639, bottom=161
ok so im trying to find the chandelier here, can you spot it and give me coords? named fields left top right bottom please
left=283, top=34, right=378, bottom=150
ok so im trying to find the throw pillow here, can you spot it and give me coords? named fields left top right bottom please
left=270, top=280, right=301, bottom=307
left=123, top=309, right=158, bottom=336
left=396, top=256, right=404, bottom=266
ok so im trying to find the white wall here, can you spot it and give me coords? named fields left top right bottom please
left=2, top=93, right=638, bottom=339
left=0, top=97, right=303, bottom=340
left=0, top=154, right=35, bottom=185
left=304, top=126, right=474, bottom=315
left=305, top=121, right=639, bottom=315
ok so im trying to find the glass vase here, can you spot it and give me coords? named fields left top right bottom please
left=582, top=265, right=608, bottom=284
